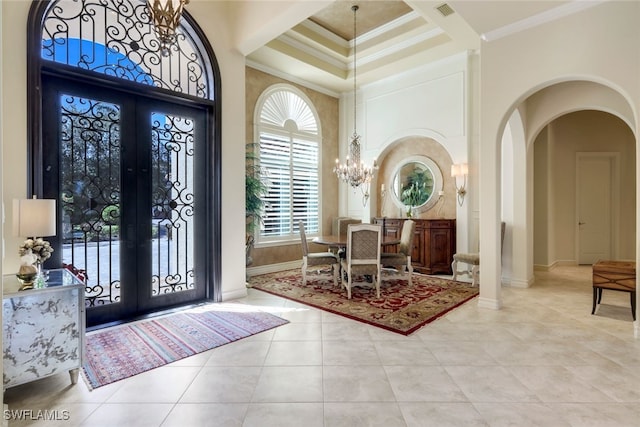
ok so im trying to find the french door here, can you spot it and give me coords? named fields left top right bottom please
left=42, top=75, right=210, bottom=326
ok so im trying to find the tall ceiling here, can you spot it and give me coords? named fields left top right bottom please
left=243, top=1, right=600, bottom=95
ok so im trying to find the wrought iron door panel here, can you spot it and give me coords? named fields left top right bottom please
left=150, top=112, right=195, bottom=297
left=59, top=93, right=123, bottom=308
left=43, top=76, right=208, bottom=326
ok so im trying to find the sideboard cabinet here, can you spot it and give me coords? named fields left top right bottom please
left=374, top=218, right=456, bottom=275
left=3, top=269, right=85, bottom=390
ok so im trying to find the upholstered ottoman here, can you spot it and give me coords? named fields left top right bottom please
left=592, top=260, right=636, bottom=320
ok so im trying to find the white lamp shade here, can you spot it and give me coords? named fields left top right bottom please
left=13, top=198, right=57, bottom=238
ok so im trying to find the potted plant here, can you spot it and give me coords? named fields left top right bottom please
left=245, top=143, right=268, bottom=267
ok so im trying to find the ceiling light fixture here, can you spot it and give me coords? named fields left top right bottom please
left=334, top=5, right=377, bottom=207
left=148, top=0, right=189, bottom=57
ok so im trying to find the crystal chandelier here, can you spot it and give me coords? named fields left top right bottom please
left=333, top=5, right=377, bottom=206
left=148, top=0, right=189, bottom=57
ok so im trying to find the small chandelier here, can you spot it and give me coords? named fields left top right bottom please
left=333, top=5, right=377, bottom=206
left=148, top=0, right=189, bottom=57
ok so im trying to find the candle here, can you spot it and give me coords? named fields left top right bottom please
left=381, top=184, right=385, bottom=192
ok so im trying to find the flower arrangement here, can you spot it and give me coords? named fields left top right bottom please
left=19, top=238, right=54, bottom=263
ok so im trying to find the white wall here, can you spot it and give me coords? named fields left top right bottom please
left=340, top=51, right=476, bottom=252
left=479, top=1, right=640, bottom=311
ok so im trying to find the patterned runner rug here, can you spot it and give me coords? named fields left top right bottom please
left=82, top=304, right=288, bottom=389
left=249, top=269, right=478, bottom=335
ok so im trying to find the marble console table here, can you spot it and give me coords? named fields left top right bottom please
left=3, top=269, right=85, bottom=390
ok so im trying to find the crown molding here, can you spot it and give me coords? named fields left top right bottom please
left=481, top=0, right=606, bottom=42
left=246, top=60, right=341, bottom=98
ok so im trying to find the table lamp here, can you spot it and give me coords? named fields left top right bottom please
left=13, top=196, right=57, bottom=289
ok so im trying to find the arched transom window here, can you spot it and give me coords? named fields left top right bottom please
left=256, top=85, right=321, bottom=242
left=40, top=0, right=213, bottom=99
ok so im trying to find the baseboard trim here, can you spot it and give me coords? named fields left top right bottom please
left=534, top=260, right=578, bottom=271
left=247, top=261, right=300, bottom=278
left=477, top=296, right=502, bottom=310
left=509, top=277, right=534, bottom=288
left=221, top=287, right=248, bottom=301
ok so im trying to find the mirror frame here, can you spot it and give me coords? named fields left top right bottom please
left=389, top=155, right=444, bottom=214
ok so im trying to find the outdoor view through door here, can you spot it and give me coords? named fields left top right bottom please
left=43, top=80, right=209, bottom=326
left=30, top=0, right=221, bottom=327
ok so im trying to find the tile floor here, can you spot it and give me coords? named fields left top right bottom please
left=4, top=266, right=640, bottom=426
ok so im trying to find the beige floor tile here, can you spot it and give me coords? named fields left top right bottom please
left=161, top=403, right=248, bottom=427
left=324, top=402, right=407, bottom=427
left=242, top=403, right=324, bottom=427
left=323, top=340, right=381, bottom=365
left=399, top=402, right=489, bottom=427
left=251, top=366, right=323, bottom=402
left=384, top=365, right=468, bottom=402
left=105, top=366, right=201, bottom=403
left=263, top=340, right=323, bottom=365
left=179, top=367, right=262, bottom=403
left=323, top=365, right=396, bottom=402
left=445, top=366, right=540, bottom=402
left=78, top=403, right=173, bottom=427
left=6, top=266, right=640, bottom=426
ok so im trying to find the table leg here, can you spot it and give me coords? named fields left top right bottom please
left=69, top=368, right=79, bottom=385
left=631, top=291, right=636, bottom=321
left=592, top=287, right=598, bottom=315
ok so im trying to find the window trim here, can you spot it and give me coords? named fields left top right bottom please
left=253, top=84, right=323, bottom=247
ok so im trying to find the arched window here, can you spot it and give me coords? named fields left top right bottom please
left=28, top=0, right=221, bottom=326
left=256, top=85, right=321, bottom=243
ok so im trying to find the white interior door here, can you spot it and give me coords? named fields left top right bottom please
left=577, top=154, right=616, bottom=264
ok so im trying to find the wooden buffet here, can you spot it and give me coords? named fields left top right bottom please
left=374, top=218, right=456, bottom=275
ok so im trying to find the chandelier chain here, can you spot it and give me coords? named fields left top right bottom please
left=333, top=4, right=377, bottom=206
left=352, top=5, right=358, bottom=137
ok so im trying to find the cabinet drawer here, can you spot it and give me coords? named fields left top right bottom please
left=427, top=220, right=454, bottom=229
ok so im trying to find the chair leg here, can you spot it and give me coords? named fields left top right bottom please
left=332, top=263, right=338, bottom=287
left=471, top=265, right=479, bottom=287
left=452, top=259, right=458, bottom=280
left=407, top=258, right=413, bottom=286
left=345, top=269, right=352, bottom=299
left=375, top=272, right=380, bottom=299
left=301, top=259, right=307, bottom=285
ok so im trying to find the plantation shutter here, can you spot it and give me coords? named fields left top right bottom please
left=260, top=132, right=319, bottom=238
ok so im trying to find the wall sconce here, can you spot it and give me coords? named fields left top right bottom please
left=451, top=163, right=468, bottom=206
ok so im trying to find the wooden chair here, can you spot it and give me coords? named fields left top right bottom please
left=452, top=221, right=505, bottom=287
left=340, top=224, right=382, bottom=299
left=381, top=219, right=415, bottom=286
left=299, top=221, right=339, bottom=286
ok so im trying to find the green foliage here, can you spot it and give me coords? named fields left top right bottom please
left=246, top=143, right=268, bottom=236
left=400, top=168, right=433, bottom=207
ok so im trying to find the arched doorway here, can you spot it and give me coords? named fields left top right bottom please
left=28, top=0, right=222, bottom=327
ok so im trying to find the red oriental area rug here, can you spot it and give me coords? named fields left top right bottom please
left=248, top=269, right=478, bottom=335
left=82, top=304, right=288, bottom=389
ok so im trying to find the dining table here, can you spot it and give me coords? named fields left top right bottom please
left=311, top=234, right=400, bottom=248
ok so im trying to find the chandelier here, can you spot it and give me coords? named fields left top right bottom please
left=333, top=5, right=377, bottom=206
left=148, top=0, right=189, bottom=57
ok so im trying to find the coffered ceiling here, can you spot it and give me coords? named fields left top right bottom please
left=243, top=1, right=599, bottom=95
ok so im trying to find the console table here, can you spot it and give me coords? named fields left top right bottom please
left=374, top=218, right=456, bottom=275
left=3, top=269, right=85, bottom=390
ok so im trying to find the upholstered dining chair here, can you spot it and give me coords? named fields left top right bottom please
left=340, top=224, right=382, bottom=299
left=452, top=221, right=505, bottom=287
left=381, top=219, right=415, bottom=286
left=299, top=221, right=339, bottom=286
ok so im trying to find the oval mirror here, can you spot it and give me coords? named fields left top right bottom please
left=389, top=156, right=443, bottom=214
